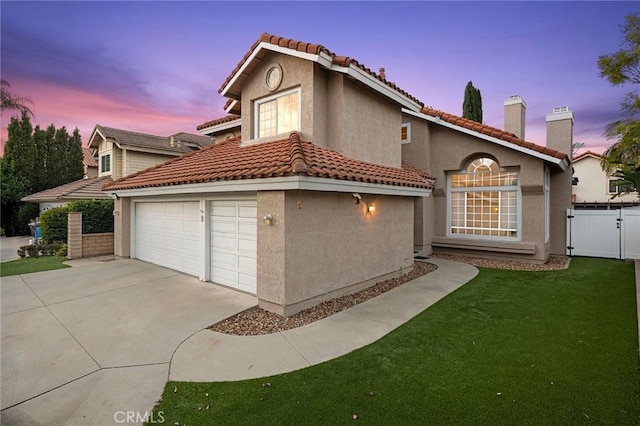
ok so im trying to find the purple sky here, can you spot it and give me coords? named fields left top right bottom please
left=1, top=1, right=638, bottom=155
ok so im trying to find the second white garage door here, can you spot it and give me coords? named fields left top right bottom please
left=210, top=200, right=257, bottom=294
left=135, top=202, right=201, bottom=276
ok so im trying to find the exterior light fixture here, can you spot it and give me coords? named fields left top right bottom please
left=367, top=204, right=375, bottom=213
left=262, top=214, right=273, bottom=225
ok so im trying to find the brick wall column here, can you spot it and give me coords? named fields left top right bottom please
left=67, top=211, right=83, bottom=259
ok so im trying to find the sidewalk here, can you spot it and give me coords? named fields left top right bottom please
left=169, top=258, right=479, bottom=382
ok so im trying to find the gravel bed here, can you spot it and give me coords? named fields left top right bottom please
left=209, top=261, right=438, bottom=336
left=431, top=253, right=570, bottom=271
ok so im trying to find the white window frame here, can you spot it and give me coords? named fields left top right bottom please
left=447, top=159, right=521, bottom=241
left=544, top=167, right=550, bottom=242
left=401, top=122, right=411, bottom=144
left=253, top=87, right=301, bottom=139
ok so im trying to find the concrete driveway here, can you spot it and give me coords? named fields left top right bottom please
left=0, top=259, right=256, bottom=425
left=1, top=236, right=32, bottom=262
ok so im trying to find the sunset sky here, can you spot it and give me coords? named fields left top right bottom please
left=1, top=1, right=638, bottom=155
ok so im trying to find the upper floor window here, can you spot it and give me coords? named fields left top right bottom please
left=254, top=88, right=300, bottom=138
left=608, top=179, right=634, bottom=194
left=401, top=122, right=411, bottom=144
left=449, top=157, right=520, bottom=239
left=100, top=154, right=111, bottom=173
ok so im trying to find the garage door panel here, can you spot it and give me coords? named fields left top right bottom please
left=239, top=205, right=257, bottom=217
left=212, top=205, right=237, bottom=217
left=210, top=200, right=257, bottom=294
left=135, top=202, right=200, bottom=277
left=212, top=234, right=238, bottom=251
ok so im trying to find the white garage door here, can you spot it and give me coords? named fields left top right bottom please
left=210, top=200, right=257, bottom=294
left=135, top=202, right=200, bottom=276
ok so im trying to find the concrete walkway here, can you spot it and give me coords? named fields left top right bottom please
left=170, top=258, right=479, bottom=382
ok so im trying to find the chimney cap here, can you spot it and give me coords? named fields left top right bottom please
left=379, top=67, right=386, bottom=80
left=504, top=95, right=526, bottom=107
left=546, top=106, right=574, bottom=123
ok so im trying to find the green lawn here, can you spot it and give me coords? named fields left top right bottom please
left=0, top=256, right=69, bottom=277
left=153, top=258, right=640, bottom=425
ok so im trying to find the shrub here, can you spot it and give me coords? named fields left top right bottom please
left=67, top=199, right=114, bottom=234
left=0, top=227, right=5, bottom=237
left=55, top=243, right=68, bottom=257
left=16, top=243, right=65, bottom=258
left=17, top=203, right=40, bottom=235
left=40, top=206, right=70, bottom=243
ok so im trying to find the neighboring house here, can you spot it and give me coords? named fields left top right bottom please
left=572, top=151, right=639, bottom=208
left=22, top=126, right=213, bottom=213
left=83, top=147, right=99, bottom=178
left=105, top=33, right=573, bottom=316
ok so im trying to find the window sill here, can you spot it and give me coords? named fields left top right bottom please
left=432, top=236, right=536, bottom=254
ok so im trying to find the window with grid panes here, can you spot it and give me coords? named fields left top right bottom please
left=255, top=89, right=300, bottom=138
left=449, top=157, right=519, bottom=238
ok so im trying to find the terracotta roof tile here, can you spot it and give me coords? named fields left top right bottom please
left=105, top=132, right=435, bottom=192
left=219, top=33, right=423, bottom=107
left=196, top=114, right=241, bottom=131
left=22, top=176, right=113, bottom=203
left=420, top=107, right=569, bottom=161
left=573, top=150, right=601, bottom=162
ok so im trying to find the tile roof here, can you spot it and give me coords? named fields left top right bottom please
left=196, top=114, right=241, bottom=131
left=104, top=132, right=435, bottom=192
left=93, top=126, right=213, bottom=154
left=82, top=147, right=98, bottom=168
left=220, top=33, right=423, bottom=107
left=420, top=107, right=569, bottom=161
left=22, top=176, right=113, bottom=203
left=572, top=150, right=601, bottom=162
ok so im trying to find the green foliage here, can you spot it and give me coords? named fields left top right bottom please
left=38, top=200, right=114, bottom=243
left=0, top=156, right=28, bottom=236
left=67, top=199, right=114, bottom=233
left=462, top=80, right=483, bottom=123
left=39, top=205, right=70, bottom=243
left=2, top=112, right=85, bottom=236
left=598, top=13, right=640, bottom=198
left=55, top=243, right=68, bottom=257
left=17, top=203, right=40, bottom=236
left=0, top=228, right=5, bottom=237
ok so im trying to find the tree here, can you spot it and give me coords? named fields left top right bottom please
left=1, top=80, right=33, bottom=117
left=598, top=13, right=640, bottom=197
left=462, top=81, right=483, bottom=123
left=0, top=157, right=28, bottom=236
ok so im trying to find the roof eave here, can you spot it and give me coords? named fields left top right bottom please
left=198, top=118, right=242, bottom=136
left=106, top=175, right=433, bottom=198
left=220, top=42, right=422, bottom=112
left=402, top=108, right=569, bottom=171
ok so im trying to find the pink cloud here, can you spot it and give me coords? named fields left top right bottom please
left=0, top=78, right=217, bottom=155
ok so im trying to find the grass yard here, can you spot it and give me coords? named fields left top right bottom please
left=153, top=258, right=640, bottom=425
left=0, top=256, right=69, bottom=277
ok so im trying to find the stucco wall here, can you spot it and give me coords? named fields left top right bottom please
left=257, top=190, right=414, bottom=315
left=573, top=156, right=638, bottom=203
left=405, top=122, right=552, bottom=262
left=114, top=197, right=131, bottom=258
left=240, top=52, right=314, bottom=143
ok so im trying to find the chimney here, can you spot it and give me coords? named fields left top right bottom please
left=504, top=95, right=526, bottom=140
left=170, top=136, right=175, bottom=147
left=379, top=67, right=386, bottom=80
left=546, top=106, right=574, bottom=160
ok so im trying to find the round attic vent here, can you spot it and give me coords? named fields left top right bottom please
left=265, top=64, right=283, bottom=91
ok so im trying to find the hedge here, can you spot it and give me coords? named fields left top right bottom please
left=39, top=199, right=114, bottom=243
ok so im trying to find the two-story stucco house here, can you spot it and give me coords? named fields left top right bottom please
left=22, top=126, right=212, bottom=213
left=572, top=151, right=639, bottom=208
left=105, top=33, right=573, bottom=316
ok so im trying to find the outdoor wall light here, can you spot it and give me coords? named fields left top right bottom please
left=367, top=204, right=375, bottom=213
left=352, top=193, right=362, bottom=205
left=262, top=214, right=273, bottom=225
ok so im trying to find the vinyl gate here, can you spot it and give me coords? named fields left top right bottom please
left=566, top=208, right=640, bottom=259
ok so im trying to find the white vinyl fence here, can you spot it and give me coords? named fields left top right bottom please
left=566, top=208, right=640, bottom=259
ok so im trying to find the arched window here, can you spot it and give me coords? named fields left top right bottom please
left=449, top=157, right=520, bottom=238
